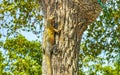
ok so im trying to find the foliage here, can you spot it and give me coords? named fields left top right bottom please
left=0, top=0, right=43, bottom=37
left=2, top=34, right=42, bottom=74
left=80, top=0, right=120, bottom=74
left=0, top=0, right=43, bottom=74
left=0, top=51, right=7, bottom=74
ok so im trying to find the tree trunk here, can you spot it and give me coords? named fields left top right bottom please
left=39, top=0, right=107, bottom=75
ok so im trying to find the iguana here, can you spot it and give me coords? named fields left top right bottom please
left=43, top=16, right=62, bottom=75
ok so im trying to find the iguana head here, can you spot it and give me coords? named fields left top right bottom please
left=47, top=16, right=55, bottom=27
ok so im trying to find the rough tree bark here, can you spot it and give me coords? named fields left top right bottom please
left=39, top=0, right=107, bottom=75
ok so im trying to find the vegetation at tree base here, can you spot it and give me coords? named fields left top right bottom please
left=0, top=0, right=120, bottom=75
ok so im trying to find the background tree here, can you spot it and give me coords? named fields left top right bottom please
left=1, top=34, right=42, bottom=74
left=79, top=0, right=120, bottom=74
